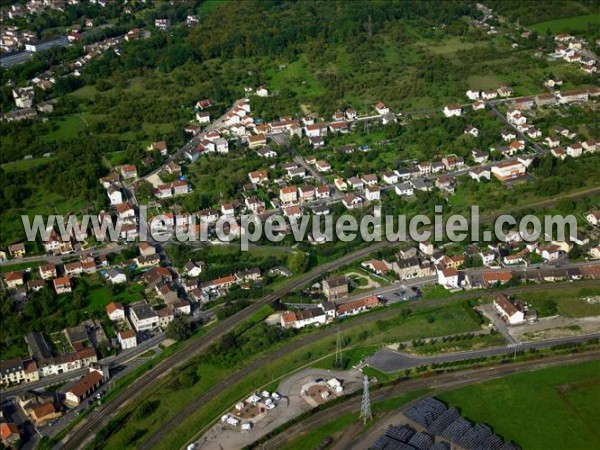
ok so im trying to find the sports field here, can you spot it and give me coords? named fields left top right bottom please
left=438, top=360, right=600, bottom=449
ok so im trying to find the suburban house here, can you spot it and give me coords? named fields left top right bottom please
left=362, top=260, right=390, bottom=275
left=130, top=303, right=159, bottom=331
left=365, top=185, right=381, bottom=201
left=249, top=170, right=269, bottom=185
left=120, top=164, right=137, bottom=179
left=106, top=302, right=125, bottom=321
left=64, top=367, right=105, bottom=407
left=443, top=104, right=462, bottom=117
left=53, top=277, right=72, bottom=294
left=118, top=330, right=137, bottom=349
left=106, top=268, right=126, bottom=284
left=336, top=296, right=380, bottom=317
left=281, top=308, right=328, bottom=329
left=257, top=147, right=277, bottom=158
left=342, top=194, right=363, bottom=210
left=322, top=275, right=348, bottom=300
left=493, top=294, right=525, bottom=325
left=248, top=134, right=267, bottom=149
left=437, top=268, right=460, bottom=289
left=280, top=186, right=298, bottom=204
left=8, top=243, right=26, bottom=258
left=375, top=102, right=390, bottom=115
left=491, top=160, right=526, bottom=181
left=586, top=210, right=600, bottom=226
left=149, top=141, right=168, bottom=155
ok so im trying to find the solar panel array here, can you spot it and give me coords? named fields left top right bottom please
left=369, top=398, right=521, bottom=450
left=429, top=443, right=450, bottom=450
left=404, top=397, right=447, bottom=427
left=408, top=432, right=435, bottom=450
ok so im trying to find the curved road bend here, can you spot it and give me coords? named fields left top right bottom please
left=263, top=352, right=600, bottom=449
left=140, top=280, right=600, bottom=449
left=60, top=241, right=388, bottom=449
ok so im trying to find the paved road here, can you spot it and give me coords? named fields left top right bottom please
left=366, top=332, right=600, bottom=372
left=261, top=351, right=600, bottom=449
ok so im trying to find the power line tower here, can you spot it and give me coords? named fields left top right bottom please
left=359, top=375, right=372, bottom=424
left=334, top=328, right=343, bottom=368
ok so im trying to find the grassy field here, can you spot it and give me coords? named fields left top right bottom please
left=513, top=286, right=600, bottom=318
left=439, top=360, right=600, bottom=449
left=530, top=14, right=600, bottom=33
left=1, top=157, right=56, bottom=172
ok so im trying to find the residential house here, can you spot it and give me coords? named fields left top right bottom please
left=106, top=302, right=125, bottom=321
left=280, top=186, right=298, bottom=204
left=149, top=141, right=168, bottom=155
left=471, top=149, right=488, bottom=164
left=280, top=308, right=327, bottom=329
left=443, top=104, right=462, bottom=117
left=437, top=268, right=460, bottom=289
left=53, top=277, right=72, bottom=294
left=342, top=194, right=363, bottom=210
left=130, top=303, right=159, bottom=331
left=336, top=296, right=380, bottom=317
left=248, top=134, right=267, bottom=149
left=334, top=178, right=348, bottom=191
left=64, top=368, right=104, bottom=407
left=316, top=185, right=330, bottom=199
left=8, top=243, right=25, bottom=258
left=38, top=264, right=57, bottom=280
left=106, top=268, right=126, bottom=284
left=375, top=102, right=389, bottom=115
left=315, top=160, right=331, bottom=172
left=493, top=294, right=524, bottom=325
left=491, top=160, right=526, bottom=181
left=257, top=147, right=277, bottom=158
left=29, top=403, right=62, bottom=426
left=586, top=210, right=600, bottom=226
left=120, top=164, right=137, bottom=179
left=118, top=330, right=137, bottom=349
left=365, top=185, right=380, bottom=201
left=322, top=275, right=348, bottom=300
left=362, top=260, right=390, bottom=275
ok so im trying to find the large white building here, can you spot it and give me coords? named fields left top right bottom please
left=493, top=294, right=525, bottom=325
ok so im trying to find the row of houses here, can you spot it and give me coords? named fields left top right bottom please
left=1, top=331, right=98, bottom=386
left=280, top=295, right=381, bottom=329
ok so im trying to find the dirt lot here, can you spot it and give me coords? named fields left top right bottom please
left=194, top=367, right=363, bottom=450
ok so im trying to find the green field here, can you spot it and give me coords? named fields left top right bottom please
left=439, top=360, right=600, bottom=449
left=530, top=14, right=600, bottom=33
left=513, top=287, right=600, bottom=318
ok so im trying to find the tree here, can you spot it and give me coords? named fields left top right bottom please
left=165, top=316, right=192, bottom=341
left=287, top=251, right=309, bottom=274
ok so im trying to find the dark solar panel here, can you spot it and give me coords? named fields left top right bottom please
left=386, top=425, right=415, bottom=443
left=407, top=431, right=435, bottom=450
left=427, top=407, right=460, bottom=434
left=429, top=443, right=451, bottom=450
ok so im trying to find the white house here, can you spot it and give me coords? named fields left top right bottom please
left=130, top=304, right=159, bottom=331
left=437, top=268, right=460, bottom=289
left=493, top=294, right=524, bottom=325
left=466, top=89, right=480, bottom=100
left=443, top=104, right=462, bottom=117
left=586, top=210, right=600, bottom=226
left=106, top=302, right=125, bottom=321
left=107, top=185, right=123, bottom=205
left=118, top=330, right=137, bottom=349
left=256, top=86, right=269, bottom=97
left=106, top=269, right=126, bottom=284
left=395, top=182, right=414, bottom=196
left=375, top=102, right=389, bottom=115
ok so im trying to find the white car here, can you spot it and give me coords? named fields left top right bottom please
left=265, top=403, right=275, bottom=410
left=271, top=392, right=281, bottom=401
left=261, top=390, right=270, bottom=398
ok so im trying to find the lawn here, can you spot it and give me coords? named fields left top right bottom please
left=513, top=286, right=600, bottom=318
left=438, top=360, right=600, bottom=449
left=529, top=14, right=600, bottom=33
left=0, top=260, right=47, bottom=274
left=87, top=284, right=146, bottom=312
left=266, top=54, right=327, bottom=98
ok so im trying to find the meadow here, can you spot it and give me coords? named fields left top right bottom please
left=439, top=359, right=600, bottom=449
